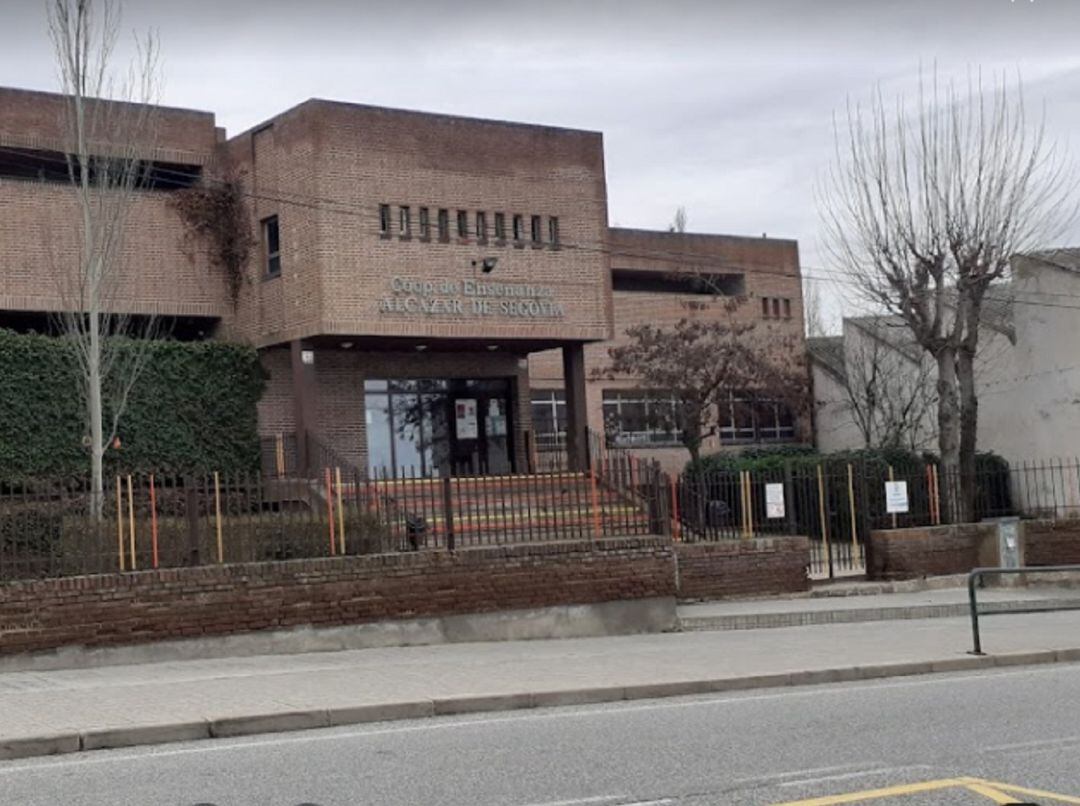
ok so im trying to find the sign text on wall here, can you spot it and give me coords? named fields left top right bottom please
left=377, top=276, right=567, bottom=319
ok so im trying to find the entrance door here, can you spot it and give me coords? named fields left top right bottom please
left=448, top=379, right=512, bottom=476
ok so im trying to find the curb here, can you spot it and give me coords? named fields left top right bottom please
left=1, top=649, right=1076, bottom=762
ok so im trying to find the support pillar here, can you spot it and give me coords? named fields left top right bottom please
left=562, top=343, right=589, bottom=472
left=290, top=340, right=317, bottom=476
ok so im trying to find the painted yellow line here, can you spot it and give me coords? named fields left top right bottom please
left=970, top=778, right=1080, bottom=805
left=964, top=781, right=1024, bottom=804
left=769, top=777, right=964, bottom=805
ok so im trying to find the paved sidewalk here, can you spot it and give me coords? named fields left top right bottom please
left=2, top=608, right=1080, bottom=761
left=679, top=585, right=1080, bottom=630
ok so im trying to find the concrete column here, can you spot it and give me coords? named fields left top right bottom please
left=290, top=340, right=317, bottom=475
left=562, top=343, right=589, bottom=472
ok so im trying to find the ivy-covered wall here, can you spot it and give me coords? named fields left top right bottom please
left=0, top=330, right=265, bottom=480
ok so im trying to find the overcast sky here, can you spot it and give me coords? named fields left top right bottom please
left=3, top=0, right=1079, bottom=330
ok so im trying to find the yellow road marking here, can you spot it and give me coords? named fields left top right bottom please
left=971, top=778, right=1080, bottom=805
left=964, top=781, right=1024, bottom=804
left=770, top=778, right=964, bottom=805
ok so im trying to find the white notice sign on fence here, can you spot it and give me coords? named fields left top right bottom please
left=765, top=483, right=785, bottom=519
left=885, top=481, right=910, bottom=514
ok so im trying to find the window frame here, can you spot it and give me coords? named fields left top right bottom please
left=761, top=297, right=771, bottom=318
left=419, top=207, right=430, bottom=240
left=398, top=205, right=411, bottom=238
left=262, top=215, right=281, bottom=278
left=476, top=211, right=488, bottom=244
left=601, top=389, right=683, bottom=448
left=548, top=216, right=560, bottom=247
left=378, top=204, right=391, bottom=237
left=437, top=208, right=450, bottom=242
left=494, top=212, right=507, bottom=242
left=512, top=214, right=524, bottom=243
left=530, top=214, right=542, bottom=246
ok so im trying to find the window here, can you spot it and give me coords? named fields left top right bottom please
left=783, top=298, right=792, bottom=319
left=530, top=390, right=566, bottom=450
left=437, top=208, right=449, bottom=241
left=613, top=270, right=745, bottom=296
left=476, top=211, right=488, bottom=243
left=262, top=216, right=281, bottom=277
left=548, top=216, right=560, bottom=247
left=513, top=214, right=524, bottom=242
left=398, top=205, right=411, bottom=237
left=531, top=215, right=542, bottom=244
left=379, top=205, right=391, bottom=236
left=772, top=298, right=781, bottom=318
left=761, top=297, right=771, bottom=318
left=419, top=207, right=430, bottom=239
left=718, top=391, right=796, bottom=442
left=601, top=390, right=682, bottom=447
left=494, top=212, right=507, bottom=241
left=457, top=210, right=469, bottom=239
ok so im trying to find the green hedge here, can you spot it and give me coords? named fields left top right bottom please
left=0, top=330, right=265, bottom=480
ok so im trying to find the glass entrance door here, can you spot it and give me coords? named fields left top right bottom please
left=364, top=378, right=514, bottom=477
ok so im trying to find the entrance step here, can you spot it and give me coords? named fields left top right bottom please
left=678, top=586, right=1080, bottom=631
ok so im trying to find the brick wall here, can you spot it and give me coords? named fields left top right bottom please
left=868, top=524, right=998, bottom=580
left=674, top=537, right=811, bottom=600
left=1023, top=520, right=1080, bottom=567
left=0, top=537, right=675, bottom=656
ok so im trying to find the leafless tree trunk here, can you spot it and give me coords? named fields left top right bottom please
left=48, top=0, right=162, bottom=517
left=822, top=70, right=1073, bottom=522
left=670, top=206, right=688, bottom=234
left=803, top=279, right=826, bottom=338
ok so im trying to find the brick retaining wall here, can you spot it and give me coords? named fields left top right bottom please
left=868, top=524, right=996, bottom=580
left=674, top=537, right=811, bottom=600
left=1023, top=519, right=1080, bottom=567
left=0, top=538, right=675, bottom=656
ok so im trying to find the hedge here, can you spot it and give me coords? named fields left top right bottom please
left=0, top=330, right=265, bottom=480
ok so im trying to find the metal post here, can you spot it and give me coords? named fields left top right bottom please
left=968, top=570, right=983, bottom=655
left=442, top=475, right=455, bottom=552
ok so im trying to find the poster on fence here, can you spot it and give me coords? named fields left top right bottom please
left=885, top=480, right=909, bottom=513
left=765, top=483, right=785, bottom=519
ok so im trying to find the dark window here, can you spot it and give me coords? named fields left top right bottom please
left=437, top=209, right=449, bottom=241
left=612, top=270, right=746, bottom=296
left=601, top=389, right=682, bottom=447
left=399, top=205, right=411, bottom=237
left=761, top=297, right=771, bottom=318
left=718, top=391, right=796, bottom=443
left=419, top=207, right=430, bottom=239
left=0, top=145, right=200, bottom=190
left=379, top=204, right=391, bottom=236
left=513, top=214, right=524, bottom=242
left=530, top=215, right=542, bottom=244
left=548, top=216, right=560, bottom=246
left=772, top=298, right=781, bottom=318
left=783, top=298, right=792, bottom=319
left=457, top=210, right=469, bottom=239
left=262, top=216, right=281, bottom=278
left=476, top=211, right=488, bottom=243
left=530, top=390, right=567, bottom=450
left=494, top=212, right=507, bottom=241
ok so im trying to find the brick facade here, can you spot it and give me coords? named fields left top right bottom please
left=867, top=524, right=997, bottom=580
left=1021, top=520, right=1080, bottom=567
left=674, top=538, right=811, bottom=600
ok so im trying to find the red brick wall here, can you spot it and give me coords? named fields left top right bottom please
left=868, top=524, right=996, bottom=580
left=1023, top=520, right=1080, bottom=566
left=0, top=537, right=674, bottom=656
left=674, top=537, right=811, bottom=600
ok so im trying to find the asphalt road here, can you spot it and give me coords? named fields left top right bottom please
left=1, top=663, right=1079, bottom=806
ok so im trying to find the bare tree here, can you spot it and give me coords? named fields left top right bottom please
left=598, top=304, right=806, bottom=464
left=834, top=322, right=938, bottom=451
left=803, top=278, right=827, bottom=338
left=821, top=71, right=1073, bottom=521
left=669, top=206, right=688, bottom=234
left=49, top=0, right=162, bottom=516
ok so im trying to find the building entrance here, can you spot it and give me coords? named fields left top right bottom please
left=364, top=378, right=513, bottom=477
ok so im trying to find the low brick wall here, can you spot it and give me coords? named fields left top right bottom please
left=868, top=524, right=996, bottom=580
left=0, top=537, right=675, bottom=656
left=674, top=537, right=811, bottom=600
left=1023, top=519, right=1080, bottom=567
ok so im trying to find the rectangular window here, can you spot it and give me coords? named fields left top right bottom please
left=530, top=390, right=567, bottom=451
left=379, top=204, right=391, bottom=236
left=548, top=216, right=560, bottom=246
left=772, top=298, right=781, bottom=318
left=761, top=297, right=771, bottom=318
left=399, top=205, right=411, bottom=237
left=530, top=215, right=542, bottom=244
left=457, top=210, right=469, bottom=239
left=437, top=208, right=449, bottom=241
left=419, top=207, right=430, bottom=239
left=718, top=391, right=796, bottom=443
left=262, top=215, right=281, bottom=278
left=476, top=211, right=487, bottom=243
left=783, top=298, right=792, bottom=319
left=494, top=212, right=507, bottom=241
left=601, top=389, right=682, bottom=447
left=513, top=214, right=524, bottom=242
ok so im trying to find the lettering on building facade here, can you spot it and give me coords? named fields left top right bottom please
left=377, top=276, right=567, bottom=319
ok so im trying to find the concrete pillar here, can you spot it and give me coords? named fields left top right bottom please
left=562, top=343, right=589, bottom=472
left=290, top=340, right=317, bottom=475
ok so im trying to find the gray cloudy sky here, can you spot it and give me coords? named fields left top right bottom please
left=2, top=0, right=1079, bottom=328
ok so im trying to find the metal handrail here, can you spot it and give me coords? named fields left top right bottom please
left=968, top=565, right=1080, bottom=655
